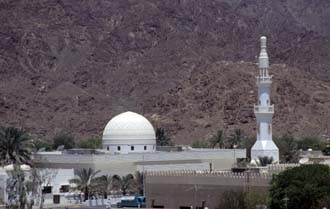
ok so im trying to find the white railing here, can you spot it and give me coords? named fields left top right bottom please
left=256, top=76, right=272, bottom=83
left=254, top=105, right=274, bottom=113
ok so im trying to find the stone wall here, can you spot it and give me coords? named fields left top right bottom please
left=145, top=170, right=271, bottom=209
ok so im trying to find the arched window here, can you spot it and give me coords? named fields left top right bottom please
left=107, top=146, right=109, bottom=151
left=144, top=146, right=147, bottom=150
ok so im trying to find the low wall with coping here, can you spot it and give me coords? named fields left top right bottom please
left=145, top=169, right=272, bottom=209
left=33, top=149, right=246, bottom=175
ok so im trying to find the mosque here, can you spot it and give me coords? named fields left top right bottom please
left=0, top=36, right=281, bottom=206
left=23, top=110, right=245, bottom=205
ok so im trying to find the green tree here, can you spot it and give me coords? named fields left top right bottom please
left=297, top=136, right=326, bottom=151
left=156, top=128, right=172, bottom=146
left=111, top=174, right=122, bottom=193
left=269, top=164, right=330, bottom=209
left=92, top=174, right=112, bottom=198
left=322, top=146, right=330, bottom=156
left=134, top=171, right=144, bottom=195
left=191, top=140, right=209, bottom=148
left=52, top=132, right=75, bottom=150
left=120, top=173, right=137, bottom=195
left=257, top=156, right=273, bottom=166
left=78, top=137, right=102, bottom=149
left=29, top=139, right=53, bottom=152
left=0, top=127, right=31, bottom=166
left=209, top=130, right=225, bottom=148
left=241, top=136, right=255, bottom=160
left=69, top=168, right=100, bottom=201
left=228, top=129, right=244, bottom=148
left=274, top=135, right=298, bottom=163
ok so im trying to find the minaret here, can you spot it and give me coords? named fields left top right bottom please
left=251, top=36, right=279, bottom=162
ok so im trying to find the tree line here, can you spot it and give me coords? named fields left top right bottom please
left=191, top=129, right=330, bottom=163
left=191, top=129, right=250, bottom=149
left=69, top=168, right=144, bottom=201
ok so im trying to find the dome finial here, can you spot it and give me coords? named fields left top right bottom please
left=258, top=36, right=269, bottom=69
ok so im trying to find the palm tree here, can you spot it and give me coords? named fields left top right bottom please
left=0, top=127, right=31, bottom=166
left=92, top=175, right=112, bottom=198
left=134, top=171, right=144, bottom=195
left=156, top=128, right=172, bottom=146
left=228, top=129, right=244, bottom=148
left=257, top=156, right=273, bottom=166
left=209, top=130, right=225, bottom=148
left=69, top=168, right=100, bottom=201
left=274, top=135, right=299, bottom=163
left=111, top=174, right=122, bottom=194
left=121, top=174, right=137, bottom=195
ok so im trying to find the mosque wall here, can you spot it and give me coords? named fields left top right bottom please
left=33, top=149, right=246, bottom=174
left=145, top=171, right=271, bottom=209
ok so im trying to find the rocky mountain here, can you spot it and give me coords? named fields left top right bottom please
left=0, top=0, right=330, bottom=142
left=145, top=62, right=330, bottom=144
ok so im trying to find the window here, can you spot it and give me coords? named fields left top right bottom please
left=60, top=185, right=69, bottom=193
left=42, top=186, right=52, bottom=194
left=131, top=146, right=134, bottom=151
left=144, top=146, right=147, bottom=150
left=117, top=146, right=121, bottom=151
left=153, top=145, right=155, bottom=150
left=257, top=123, right=260, bottom=135
left=267, top=100, right=269, bottom=105
left=258, top=100, right=261, bottom=105
left=107, top=146, right=109, bottom=151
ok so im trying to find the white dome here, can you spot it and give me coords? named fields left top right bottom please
left=102, top=112, right=156, bottom=153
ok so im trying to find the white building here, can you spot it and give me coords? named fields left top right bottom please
left=12, top=111, right=244, bottom=205
left=251, top=37, right=279, bottom=162
left=102, top=111, right=156, bottom=154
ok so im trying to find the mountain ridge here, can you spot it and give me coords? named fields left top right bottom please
left=0, top=0, right=330, bottom=142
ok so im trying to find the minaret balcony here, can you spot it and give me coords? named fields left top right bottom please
left=256, top=75, right=272, bottom=84
left=254, top=105, right=274, bottom=114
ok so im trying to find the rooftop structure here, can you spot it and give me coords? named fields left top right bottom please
left=102, top=111, right=156, bottom=154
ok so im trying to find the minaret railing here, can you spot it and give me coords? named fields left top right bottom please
left=254, top=105, right=274, bottom=113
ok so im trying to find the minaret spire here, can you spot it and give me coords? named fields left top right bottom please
left=251, top=36, right=279, bottom=163
left=259, top=36, right=269, bottom=77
